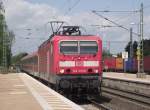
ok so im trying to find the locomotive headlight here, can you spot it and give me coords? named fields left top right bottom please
left=60, top=69, right=64, bottom=73
left=95, top=69, right=98, bottom=73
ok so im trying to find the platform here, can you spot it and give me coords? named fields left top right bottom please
left=102, top=72, right=150, bottom=97
left=103, top=72, right=150, bottom=84
left=0, top=73, right=84, bottom=110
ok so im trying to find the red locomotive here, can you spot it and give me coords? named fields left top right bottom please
left=21, top=22, right=102, bottom=96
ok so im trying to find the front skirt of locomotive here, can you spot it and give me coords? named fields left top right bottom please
left=56, top=74, right=101, bottom=95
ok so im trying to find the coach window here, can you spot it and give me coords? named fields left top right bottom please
left=50, top=42, right=53, bottom=54
left=60, top=41, right=78, bottom=54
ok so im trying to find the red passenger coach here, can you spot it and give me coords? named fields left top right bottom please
left=21, top=25, right=102, bottom=95
left=103, top=57, right=116, bottom=71
left=21, top=52, right=38, bottom=75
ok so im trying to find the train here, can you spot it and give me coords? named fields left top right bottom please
left=103, top=56, right=150, bottom=73
left=20, top=24, right=103, bottom=96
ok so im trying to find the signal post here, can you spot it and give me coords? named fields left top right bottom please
left=136, top=3, right=146, bottom=78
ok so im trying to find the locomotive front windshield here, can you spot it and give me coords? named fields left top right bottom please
left=60, top=41, right=78, bottom=54
left=60, top=41, right=98, bottom=54
left=80, top=41, right=98, bottom=54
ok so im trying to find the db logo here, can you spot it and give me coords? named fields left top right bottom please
left=76, top=61, right=83, bottom=66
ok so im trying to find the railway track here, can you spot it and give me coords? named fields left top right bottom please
left=28, top=72, right=150, bottom=110
left=102, top=86, right=150, bottom=109
left=87, top=97, right=112, bottom=110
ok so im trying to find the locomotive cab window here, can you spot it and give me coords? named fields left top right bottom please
left=80, top=41, right=98, bottom=54
left=60, top=41, right=78, bottom=54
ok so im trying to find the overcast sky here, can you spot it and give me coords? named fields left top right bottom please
left=2, top=0, right=150, bottom=55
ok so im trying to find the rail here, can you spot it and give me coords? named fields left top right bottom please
left=102, top=86, right=150, bottom=108
left=87, top=97, right=112, bottom=110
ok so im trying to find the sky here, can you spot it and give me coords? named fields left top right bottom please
left=2, top=0, right=150, bottom=55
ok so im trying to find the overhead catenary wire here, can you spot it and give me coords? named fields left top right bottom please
left=90, top=24, right=123, bottom=28
left=60, top=0, right=70, bottom=11
left=91, top=9, right=140, bottom=28
left=113, top=13, right=139, bottom=25
left=19, top=37, right=46, bottom=40
left=93, top=10, right=139, bottom=13
left=103, top=41, right=130, bottom=43
left=92, top=11, right=140, bottom=36
left=143, top=4, right=150, bottom=9
left=64, top=0, right=81, bottom=15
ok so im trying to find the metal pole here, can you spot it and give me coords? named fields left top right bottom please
left=140, top=3, right=144, bottom=73
left=0, top=1, right=7, bottom=73
left=137, top=3, right=145, bottom=78
left=130, top=28, right=133, bottom=58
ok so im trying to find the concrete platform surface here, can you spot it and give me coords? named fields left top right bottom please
left=0, top=73, right=42, bottom=110
left=0, top=73, right=84, bottom=110
left=103, top=72, right=150, bottom=84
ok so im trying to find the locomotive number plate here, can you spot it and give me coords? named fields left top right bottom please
left=75, top=61, right=83, bottom=66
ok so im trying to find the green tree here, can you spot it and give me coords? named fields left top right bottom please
left=143, top=39, right=150, bottom=56
left=11, top=53, right=28, bottom=65
left=125, top=41, right=138, bottom=58
left=0, top=2, right=15, bottom=67
left=125, top=39, right=150, bottom=57
left=0, top=13, right=4, bottom=65
left=6, top=31, right=15, bottom=66
left=102, top=49, right=112, bottom=59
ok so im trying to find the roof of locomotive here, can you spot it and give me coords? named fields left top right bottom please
left=39, top=34, right=102, bottom=49
left=21, top=52, right=38, bottom=61
left=52, top=35, right=102, bottom=41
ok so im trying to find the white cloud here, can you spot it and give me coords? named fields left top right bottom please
left=3, top=0, right=150, bottom=55
left=5, top=0, right=59, bottom=28
left=4, top=0, right=61, bottom=54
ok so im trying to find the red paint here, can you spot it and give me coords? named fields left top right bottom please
left=21, top=52, right=38, bottom=73
left=103, top=57, right=116, bottom=70
left=21, top=35, right=102, bottom=77
left=144, top=56, right=150, bottom=72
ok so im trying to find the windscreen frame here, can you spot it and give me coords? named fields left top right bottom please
left=59, top=40, right=98, bottom=55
